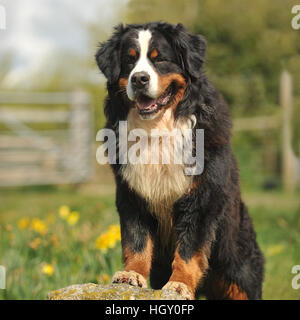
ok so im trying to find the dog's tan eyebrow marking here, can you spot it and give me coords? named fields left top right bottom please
left=150, top=48, right=159, bottom=59
left=129, top=48, right=137, bottom=57
left=118, top=77, right=128, bottom=89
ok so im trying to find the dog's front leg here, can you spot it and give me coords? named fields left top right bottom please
left=162, top=194, right=216, bottom=300
left=162, top=246, right=209, bottom=300
left=112, top=183, right=154, bottom=288
left=112, top=234, right=153, bottom=288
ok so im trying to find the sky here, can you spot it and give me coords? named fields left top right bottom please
left=0, top=0, right=127, bottom=86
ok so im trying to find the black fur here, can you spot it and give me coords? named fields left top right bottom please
left=95, top=22, right=264, bottom=300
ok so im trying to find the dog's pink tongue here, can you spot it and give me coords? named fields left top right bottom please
left=136, top=95, right=156, bottom=110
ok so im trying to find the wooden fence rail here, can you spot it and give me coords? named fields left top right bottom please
left=232, top=70, right=299, bottom=192
left=0, top=90, right=93, bottom=187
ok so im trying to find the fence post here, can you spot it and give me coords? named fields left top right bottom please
left=280, top=70, right=296, bottom=192
left=70, top=90, right=93, bottom=181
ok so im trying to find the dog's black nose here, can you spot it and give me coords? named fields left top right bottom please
left=131, top=72, right=150, bottom=88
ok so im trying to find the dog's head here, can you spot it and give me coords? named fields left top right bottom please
left=96, top=22, right=206, bottom=120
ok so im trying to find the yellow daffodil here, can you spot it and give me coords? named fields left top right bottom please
left=106, top=232, right=118, bottom=248
left=102, top=274, right=110, bottom=283
left=5, top=224, right=12, bottom=232
left=108, top=225, right=121, bottom=241
left=29, top=237, right=41, bottom=250
left=96, top=234, right=110, bottom=252
left=59, top=205, right=70, bottom=219
left=17, top=217, right=30, bottom=230
left=277, top=218, right=287, bottom=228
left=31, top=218, right=48, bottom=235
left=66, top=211, right=80, bottom=226
left=98, top=273, right=110, bottom=284
left=95, top=224, right=121, bottom=252
left=41, top=263, right=54, bottom=276
left=266, top=243, right=285, bottom=257
left=50, top=235, right=59, bottom=248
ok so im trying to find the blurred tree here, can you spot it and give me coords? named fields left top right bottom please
left=192, top=0, right=300, bottom=167
left=126, top=0, right=198, bottom=28
left=194, top=0, right=300, bottom=116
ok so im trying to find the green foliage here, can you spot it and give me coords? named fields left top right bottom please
left=126, top=0, right=199, bottom=28
left=194, top=0, right=300, bottom=115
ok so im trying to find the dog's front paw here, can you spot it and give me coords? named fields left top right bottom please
left=112, top=270, right=147, bottom=288
left=162, top=281, right=193, bottom=300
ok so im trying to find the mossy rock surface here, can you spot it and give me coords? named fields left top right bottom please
left=48, top=283, right=185, bottom=300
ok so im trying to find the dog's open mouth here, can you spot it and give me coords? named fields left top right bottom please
left=135, top=84, right=175, bottom=115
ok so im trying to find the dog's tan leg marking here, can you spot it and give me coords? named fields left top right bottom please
left=223, top=283, right=248, bottom=300
left=208, top=274, right=248, bottom=300
left=163, top=248, right=209, bottom=299
left=112, top=236, right=153, bottom=288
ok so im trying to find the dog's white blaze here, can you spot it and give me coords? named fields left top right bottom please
left=127, top=29, right=158, bottom=100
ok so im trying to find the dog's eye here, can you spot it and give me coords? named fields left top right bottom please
left=150, top=51, right=166, bottom=63
left=124, top=54, right=136, bottom=64
left=150, top=49, right=165, bottom=63
left=150, top=49, right=159, bottom=60
left=125, top=48, right=137, bottom=63
left=153, top=56, right=165, bottom=63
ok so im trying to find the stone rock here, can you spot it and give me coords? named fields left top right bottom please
left=47, top=283, right=185, bottom=300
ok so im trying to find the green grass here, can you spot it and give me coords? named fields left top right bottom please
left=0, top=186, right=300, bottom=300
left=0, top=186, right=122, bottom=300
left=246, top=195, right=300, bottom=300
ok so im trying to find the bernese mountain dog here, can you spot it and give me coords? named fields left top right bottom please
left=95, top=22, right=264, bottom=300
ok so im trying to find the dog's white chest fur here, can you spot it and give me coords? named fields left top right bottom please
left=121, top=108, right=194, bottom=231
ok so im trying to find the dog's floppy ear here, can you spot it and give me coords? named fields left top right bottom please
left=159, top=23, right=206, bottom=80
left=95, top=24, right=124, bottom=84
left=174, top=23, right=206, bottom=80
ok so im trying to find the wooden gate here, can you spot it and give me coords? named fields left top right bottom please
left=0, top=90, right=93, bottom=186
left=233, top=70, right=300, bottom=192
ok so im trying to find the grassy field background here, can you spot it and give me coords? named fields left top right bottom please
left=0, top=180, right=299, bottom=300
